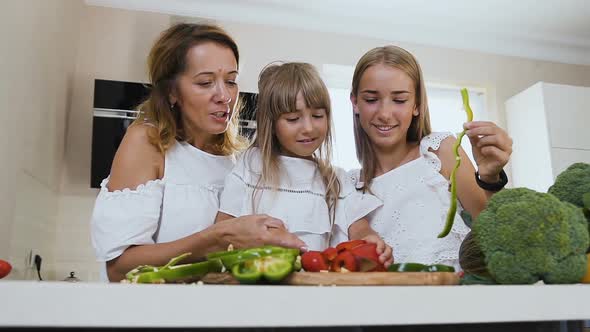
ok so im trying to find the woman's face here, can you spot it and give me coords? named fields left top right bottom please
left=351, top=63, right=418, bottom=151
left=172, top=41, right=238, bottom=146
left=274, top=91, right=328, bottom=159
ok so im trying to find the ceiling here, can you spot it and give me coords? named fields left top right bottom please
left=86, top=0, right=590, bottom=66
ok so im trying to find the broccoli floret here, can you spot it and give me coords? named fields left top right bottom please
left=548, top=162, right=590, bottom=209
left=473, top=188, right=589, bottom=284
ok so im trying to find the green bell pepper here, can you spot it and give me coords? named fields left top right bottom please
left=208, top=245, right=299, bottom=269
left=387, top=263, right=427, bottom=272
left=387, top=262, right=455, bottom=273
left=439, top=88, right=474, bottom=238
left=231, top=255, right=295, bottom=284
left=231, top=259, right=264, bottom=284
left=126, top=253, right=222, bottom=284
left=423, top=264, right=456, bottom=273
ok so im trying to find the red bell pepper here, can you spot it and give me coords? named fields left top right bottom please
left=335, top=239, right=366, bottom=252
left=331, top=251, right=358, bottom=272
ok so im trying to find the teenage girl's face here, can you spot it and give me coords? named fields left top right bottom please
left=351, top=63, right=418, bottom=151
left=171, top=41, right=239, bottom=144
left=274, top=91, right=328, bottom=159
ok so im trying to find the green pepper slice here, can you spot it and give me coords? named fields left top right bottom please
left=423, top=264, right=455, bottom=272
left=388, top=263, right=427, bottom=272
left=439, top=88, right=474, bottom=238
left=131, top=260, right=221, bottom=284
left=243, top=245, right=299, bottom=257
left=206, top=248, right=244, bottom=260
left=232, top=259, right=264, bottom=284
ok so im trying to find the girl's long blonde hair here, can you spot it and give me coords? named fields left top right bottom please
left=253, top=62, right=340, bottom=224
left=351, top=45, right=432, bottom=192
left=134, top=23, right=247, bottom=155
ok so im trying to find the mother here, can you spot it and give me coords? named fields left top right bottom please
left=91, top=23, right=305, bottom=282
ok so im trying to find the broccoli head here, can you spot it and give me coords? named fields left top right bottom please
left=473, top=187, right=589, bottom=284
left=548, top=162, right=590, bottom=209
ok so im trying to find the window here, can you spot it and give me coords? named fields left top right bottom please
left=323, top=64, right=486, bottom=171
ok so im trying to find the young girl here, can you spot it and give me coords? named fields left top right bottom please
left=349, top=46, right=512, bottom=270
left=216, top=62, right=392, bottom=265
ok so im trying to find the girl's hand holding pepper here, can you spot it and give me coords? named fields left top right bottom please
left=361, top=234, right=394, bottom=267
left=464, top=121, right=513, bottom=183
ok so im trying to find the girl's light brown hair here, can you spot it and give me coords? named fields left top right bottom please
left=134, top=23, right=247, bottom=155
left=253, top=62, right=340, bottom=224
left=351, top=45, right=432, bottom=191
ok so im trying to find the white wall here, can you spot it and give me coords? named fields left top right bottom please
left=56, top=5, right=171, bottom=281
left=0, top=0, right=83, bottom=280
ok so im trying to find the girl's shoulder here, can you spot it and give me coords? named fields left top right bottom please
left=419, top=132, right=455, bottom=154
left=233, top=147, right=263, bottom=174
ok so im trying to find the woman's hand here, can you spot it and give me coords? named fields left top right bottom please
left=464, top=121, right=513, bottom=183
left=218, top=214, right=308, bottom=251
left=362, top=234, right=394, bottom=267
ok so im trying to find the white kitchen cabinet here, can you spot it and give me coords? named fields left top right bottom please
left=505, top=82, right=590, bottom=192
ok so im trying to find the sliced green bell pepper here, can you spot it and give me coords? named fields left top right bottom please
left=262, top=256, right=293, bottom=282
left=231, top=259, right=264, bottom=284
left=439, top=88, right=474, bottom=238
left=231, top=255, right=295, bottom=284
left=387, top=263, right=455, bottom=273
left=209, top=245, right=299, bottom=269
left=388, top=263, right=427, bottom=272
left=126, top=253, right=222, bottom=284
left=424, top=264, right=456, bottom=273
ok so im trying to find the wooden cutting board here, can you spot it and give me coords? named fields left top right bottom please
left=201, top=272, right=459, bottom=286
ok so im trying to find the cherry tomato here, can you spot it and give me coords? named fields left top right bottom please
left=301, top=251, right=329, bottom=272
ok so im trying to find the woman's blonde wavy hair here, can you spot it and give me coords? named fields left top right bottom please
left=351, top=45, right=432, bottom=192
left=134, top=23, right=247, bottom=155
left=252, top=62, right=340, bottom=224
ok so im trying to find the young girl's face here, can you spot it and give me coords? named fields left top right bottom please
left=274, top=91, right=328, bottom=159
left=352, top=63, right=418, bottom=150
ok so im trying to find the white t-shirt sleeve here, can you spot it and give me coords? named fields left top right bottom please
left=90, top=178, right=164, bottom=262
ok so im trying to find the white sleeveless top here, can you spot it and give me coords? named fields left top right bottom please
left=90, top=140, right=235, bottom=265
left=349, top=132, right=470, bottom=270
left=219, top=148, right=382, bottom=251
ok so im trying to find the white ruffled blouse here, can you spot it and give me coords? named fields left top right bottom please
left=219, top=148, right=382, bottom=251
left=349, top=132, right=470, bottom=270
left=90, top=140, right=235, bottom=264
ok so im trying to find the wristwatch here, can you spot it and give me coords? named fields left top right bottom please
left=475, top=169, right=508, bottom=192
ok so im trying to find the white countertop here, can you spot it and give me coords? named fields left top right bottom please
left=0, top=281, right=589, bottom=327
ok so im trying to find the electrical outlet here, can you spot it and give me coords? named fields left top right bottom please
left=25, top=249, right=39, bottom=268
